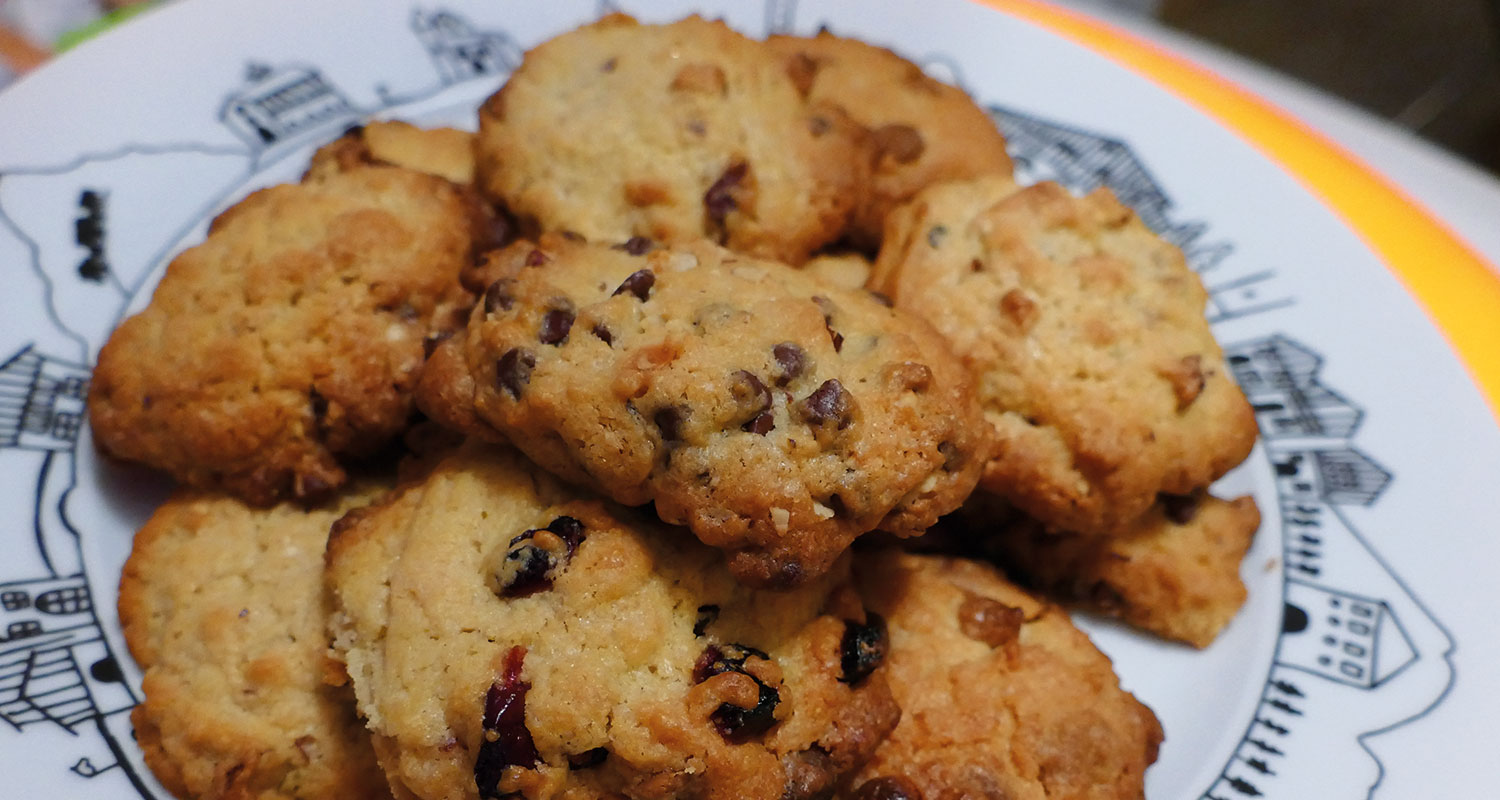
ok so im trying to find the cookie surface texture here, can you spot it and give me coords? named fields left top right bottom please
left=89, top=164, right=484, bottom=504
left=418, top=235, right=987, bottom=586
left=476, top=14, right=870, bottom=264
left=846, top=551, right=1163, bottom=800
left=982, top=493, right=1261, bottom=648
left=767, top=31, right=1014, bottom=247
left=118, top=484, right=393, bottom=800
left=305, top=120, right=478, bottom=185
left=326, top=442, right=899, bottom=800
left=871, top=176, right=1257, bottom=535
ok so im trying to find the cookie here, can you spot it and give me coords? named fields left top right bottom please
left=118, top=484, right=393, bottom=800
left=326, top=442, right=899, bottom=800
left=801, top=250, right=874, bottom=292
left=847, top=551, right=1162, bottom=800
left=475, top=14, right=871, bottom=264
left=417, top=234, right=987, bottom=587
left=974, top=492, right=1261, bottom=648
left=870, top=176, right=1257, bottom=535
left=306, top=120, right=478, bottom=185
left=767, top=31, right=1014, bottom=248
left=90, top=164, right=494, bottom=505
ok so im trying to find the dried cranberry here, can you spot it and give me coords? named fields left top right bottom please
left=772, top=343, right=807, bottom=386
left=655, top=406, right=686, bottom=443
left=612, top=268, right=656, bottom=300
left=692, top=643, right=782, bottom=742
left=839, top=614, right=887, bottom=686
left=474, top=647, right=539, bottom=800
left=495, top=516, right=586, bottom=597
left=495, top=348, right=536, bottom=399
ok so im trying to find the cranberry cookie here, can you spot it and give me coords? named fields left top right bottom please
left=118, top=484, right=393, bottom=800
left=418, top=235, right=987, bottom=586
left=475, top=14, right=871, bottom=264
left=90, top=164, right=493, bottom=505
left=846, top=551, right=1163, bottom=800
left=871, top=176, right=1257, bottom=535
left=767, top=31, right=1014, bottom=247
left=326, top=442, right=898, bottom=800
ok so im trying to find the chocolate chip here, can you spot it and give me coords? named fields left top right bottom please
left=655, top=406, right=686, bottom=443
left=496, top=348, right=536, bottom=399
left=957, top=594, right=1023, bottom=648
left=474, top=647, right=539, bottom=800
left=422, top=330, right=453, bottom=360
left=839, top=614, right=887, bottom=685
left=1160, top=492, right=1201, bottom=525
left=872, top=123, right=926, bottom=164
left=308, top=387, right=328, bottom=427
left=567, top=748, right=609, bottom=769
left=545, top=515, right=586, bottom=552
left=693, top=605, right=720, bottom=637
left=730, top=370, right=773, bottom=433
left=591, top=324, right=614, bottom=346
left=851, top=776, right=925, bottom=800
left=704, top=161, right=749, bottom=226
left=539, top=304, right=575, bottom=345
left=484, top=279, right=516, bottom=314
left=614, top=236, right=654, bottom=256
left=477, top=214, right=512, bottom=255
left=613, top=269, right=656, bottom=300
left=798, top=379, right=854, bottom=430
left=824, top=494, right=846, bottom=517
left=600, top=57, right=617, bottom=73
left=926, top=225, right=947, bottom=248
left=772, top=343, right=807, bottom=386
left=781, top=746, right=836, bottom=800
left=812, top=296, right=844, bottom=352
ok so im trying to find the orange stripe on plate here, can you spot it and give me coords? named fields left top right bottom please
left=971, top=0, right=1500, bottom=424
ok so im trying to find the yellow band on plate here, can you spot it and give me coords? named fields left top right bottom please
left=974, top=0, right=1500, bottom=425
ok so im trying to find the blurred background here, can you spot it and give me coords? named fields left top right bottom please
left=3, top=0, right=1499, bottom=178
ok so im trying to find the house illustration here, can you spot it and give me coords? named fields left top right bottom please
left=219, top=62, right=357, bottom=154
left=1280, top=579, right=1417, bottom=689
left=1225, top=335, right=1363, bottom=440
left=0, top=344, right=89, bottom=452
left=411, top=9, right=522, bottom=84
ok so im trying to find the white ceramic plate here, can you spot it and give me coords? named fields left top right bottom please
left=2, top=1, right=1497, bottom=797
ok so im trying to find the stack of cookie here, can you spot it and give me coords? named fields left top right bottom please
left=99, top=14, right=1259, bottom=800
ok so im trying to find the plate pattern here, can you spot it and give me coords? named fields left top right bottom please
left=0, top=3, right=1456, bottom=797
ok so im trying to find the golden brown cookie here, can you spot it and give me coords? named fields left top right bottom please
left=90, top=164, right=491, bottom=505
left=326, top=442, right=899, bottom=800
left=305, top=120, right=478, bottom=185
left=118, top=484, right=393, bottom=800
left=768, top=31, right=1014, bottom=248
left=475, top=14, right=871, bottom=264
left=973, top=492, right=1261, bottom=648
left=871, top=176, right=1257, bottom=535
left=417, top=234, right=987, bottom=587
left=846, top=551, right=1163, bottom=800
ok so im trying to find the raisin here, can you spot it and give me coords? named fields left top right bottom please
left=693, top=643, right=770, bottom=683
left=731, top=370, right=773, bottom=433
left=613, top=268, right=656, bottom=300
left=495, top=348, right=536, bottom=399
left=539, top=305, right=575, bottom=345
left=485, top=279, right=516, bottom=314
left=545, top=516, right=586, bottom=553
left=704, top=161, right=749, bottom=226
left=614, top=236, right=654, bottom=256
left=1160, top=492, right=1201, bottom=524
left=799, top=379, right=854, bottom=430
left=781, top=746, right=836, bottom=800
left=851, top=776, right=924, bottom=800
left=567, top=748, right=609, bottom=769
left=957, top=595, right=1023, bottom=648
left=591, top=324, right=614, bottom=346
left=839, top=614, right=887, bottom=685
left=772, top=343, right=807, bottom=386
left=494, top=516, right=586, bottom=597
left=709, top=681, right=780, bottom=743
left=693, top=605, right=720, bottom=637
left=811, top=296, right=843, bottom=352
left=474, top=647, right=539, bottom=800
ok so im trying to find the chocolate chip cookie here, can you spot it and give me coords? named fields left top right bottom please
left=871, top=176, right=1257, bottom=535
left=846, top=550, right=1163, bottom=800
left=475, top=14, right=871, bottom=264
left=326, top=442, right=898, bottom=800
left=305, top=120, right=478, bottom=185
left=417, top=235, right=987, bottom=587
left=90, top=164, right=493, bottom=505
left=119, top=484, right=393, bottom=800
left=767, top=30, right=1014, bottom=248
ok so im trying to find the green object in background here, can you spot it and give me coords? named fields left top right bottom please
left=55, top=3, right=158, bottom=53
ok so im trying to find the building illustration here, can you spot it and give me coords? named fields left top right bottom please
left=1227, top=335, right=1363, bottom=440
left=412, top=9, right=523, bottom=84
left=219, top=63, right=357, bottom=156
left=0, top=345, right=89, bottom=452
